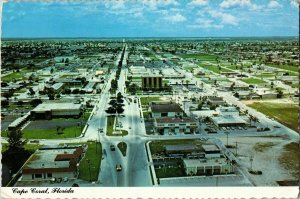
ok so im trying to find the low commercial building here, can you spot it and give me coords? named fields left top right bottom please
left=31, top=102, right=83, bottom=120
left=207, top=96, right=225, bottom=106
left=164, top=144, right=204, bottom=157
left=21, top=146, right=84, bottom=181
left=210, top=115, right=247, bottom=127
left=150, top=102, right=184, bottom=118
left=154, top=117, right=198, bottom=134
left=183, top=158, right=234, bottom=176
left=51, top=83, right=64, bottom=92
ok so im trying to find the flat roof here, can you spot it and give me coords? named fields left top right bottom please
left=151, top=103, right=183, bottom=113
left=211, top=115, right=246, bottom=125
left=202, top=144, right=220, bottom=152
left=165, top=144, right=198, bottom=151
left=156, top=117, right=197, bottom=124
left=183, top=158, right=228, bottom=167
left=23, top=147, right=82, bottom=170
left=32, top=102, right=82, bottom=112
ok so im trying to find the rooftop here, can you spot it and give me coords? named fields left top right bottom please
left=32, top=102, right=82, bottom=112
left=156, top=117, right=197, bottom=124
left=151, top=103, right=183, bottom=113
left=22, top=146, right=83, bottom=174
left=211, top=115, right=246, bottom=125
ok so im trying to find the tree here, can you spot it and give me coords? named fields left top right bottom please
left=30, top=99, right=42, bottom=107
left=7, top=130, right=27, bottom=151
left=276, top=89, right=283, bottom=98
left=105, top=107, right=116, bottom=114
left=3, top=89, right=14, bottom=100
left=28, top=87, right=35, bottom=96
left=1, top=100, right=9, bottom=108
left=116, top=106, right=124, bottom=114
left=50, top=68, right=54, bottom=74
left=17, top=100, right=24, bottom=107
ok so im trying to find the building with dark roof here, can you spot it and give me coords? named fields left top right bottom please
left=21, top=146, right=84, bottom=181
left=150, top=102, right=184, bottom=118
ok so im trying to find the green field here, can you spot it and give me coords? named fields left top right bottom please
left=140, top=97, right=161, bottom=105
left=106, top=116, right=115, bottom=136
left=278, top=142, right=299, bottom=178
left=1, top=143, right=41, bottom=154
left=248, top=102, right=298, bottom=132
left=155, top=167, right=185, bottom=178
left=1, top=125, right=81, bottom=139
left=198, top=64, right=233, bottom=74
left=268, top=64, right=298, bottom=72
left=241, top=78, right=266, bottom=84
left=181, top=54, right=218, bottom=61
left=254, top=74, right=275, bottom=78
left=183, top=66, right=198, bottom=71
left=78, top=142, right=102, bottom=181
left=117, top=142, right=127, bottom=157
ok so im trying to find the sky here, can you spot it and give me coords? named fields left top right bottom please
left=2, top=0, right=299, bottom=38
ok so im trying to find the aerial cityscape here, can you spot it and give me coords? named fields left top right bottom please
left=1, top=0, right=299, bottom=189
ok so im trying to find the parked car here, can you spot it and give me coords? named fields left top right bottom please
left=110, top=145, right=115, bottom=151
left=116, top=164, right=122, bottom=171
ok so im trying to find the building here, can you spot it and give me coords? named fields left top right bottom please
left=210, top=115, right=247, bottom=127
left=150, top=102, right=184, bottom=118
left=183, top=144, right=234, bottom=176
left=164, top=144, right=204, bottom=158
left=31, top=102, right=83, bottom=120
left=183, top=158, right=234, bottom=176
left=154, top=117, right=198, bottom=134
left=207, top=96, right=225, bottom=106
left=21, top=146, right=84, bottom=181
left=142, top=75, right=163, bottom=90
left=51, top=83, right=64, bottom=92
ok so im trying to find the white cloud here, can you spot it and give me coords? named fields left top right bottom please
left=208, top=10, right=239, bottom=26
left=142, top=0, right=178, bottom=11
left=290, top=0, right=299, bottom=8
left=188, top=0, right=208, bottom=7
left=164, top=13, right=186, bottom=23
left=189, top=18, right=223, bottom=29
left=267, top=0, right=282, bottom=9
left=220, top=0, right=251, bottom=8
left=219, top=0, right=262, bottom=10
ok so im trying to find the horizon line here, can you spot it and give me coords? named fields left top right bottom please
left=2, top=36, right=299, bottom=40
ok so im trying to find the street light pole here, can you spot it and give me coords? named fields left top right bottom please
left=225, top=131, right=229, bottom=146
left=87, top=159, right=91, bottom=182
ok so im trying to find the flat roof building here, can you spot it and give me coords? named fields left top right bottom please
left=20, top=146, right=84, bottom=182
left=31, top=102, right=82, bottom=120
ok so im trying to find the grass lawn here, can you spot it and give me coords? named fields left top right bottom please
left=254, top=74, right=275, bottom=78
left=143, top=111, right=150, bottom=119
left=140, top=97, right=161, bottom=105
left=290, top=83, right=299, bottom=88
left=181, top=54, right=218, bottom=61
left=268, top=64, right=298, bottom=72
left=79, top=142, right=101, bottom=181
left=149, top=139, right=207, bottom=155
left=61, top=74, right=77, bottom=78
left=253, top=142, right=276, bottom=152
left=2, top=126, right=81, bottom=139
left=117, top=142, right=127, bottom=157
left=106, top=116, right=115, bottom=136
left=1, top=143, right=41, bottom=154
left=278, top=142, right=299, bottom=178
left=155, top=168, right=185, bottom=178
left=2, top=73, right=24, bottom=81
left=241, top=78, right=266, bottom=84
left=183, top=66, right=198, bottom=71
left=248, top=102, right=298, bottom=132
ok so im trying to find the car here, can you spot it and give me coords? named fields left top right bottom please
left=129, top=126, right=131, bottom=129
left=116, top=164, right=122, bottom=171
left=274, top=125, right=281, bottom=128
left=110, top=145, right=115, bottom=151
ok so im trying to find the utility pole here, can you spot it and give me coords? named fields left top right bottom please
left=224, top=131, right=229, bottom=146
left=250, top=156, right=254, bottom=171
left=235, top=142, right=238, bottom=157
